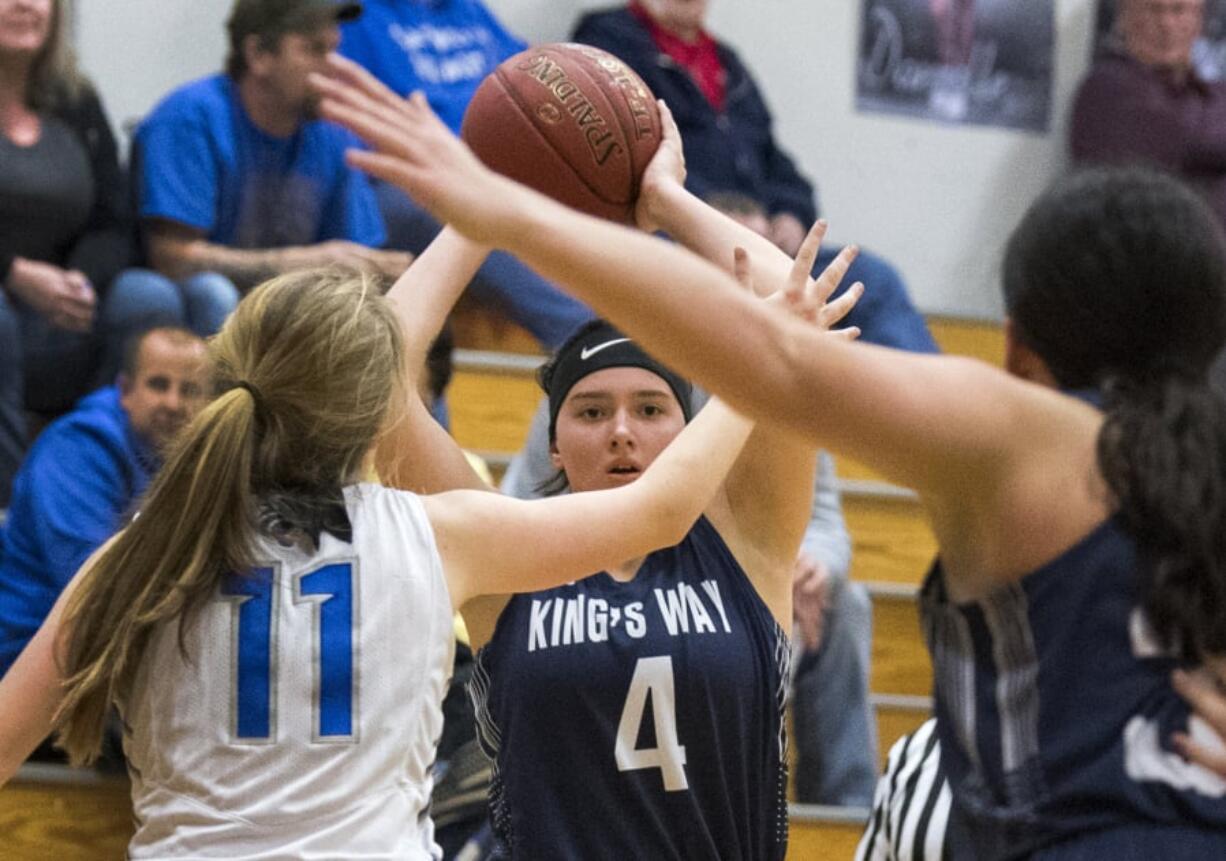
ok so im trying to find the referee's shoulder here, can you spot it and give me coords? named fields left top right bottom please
left=854, top=717, right=949, bottom=861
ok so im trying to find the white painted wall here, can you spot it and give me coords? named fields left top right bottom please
left=75, top=1, right=230, bottom=141
left=76, top=0, right=1099, bottom=318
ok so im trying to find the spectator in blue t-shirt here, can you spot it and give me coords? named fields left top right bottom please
left=0, top=327, right=207, bottom=678
left=340, top=0, right=593, bottom=348
left=123, top=0, right=411, bottom=304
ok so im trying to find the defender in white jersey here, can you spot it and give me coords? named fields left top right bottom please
left=0, top=260, right=757, bottom=859
left=122, top=485, right=452, bottom=857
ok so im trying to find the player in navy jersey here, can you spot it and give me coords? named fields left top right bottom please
left=464, top=318, right=812, bottom=860
left=0, top=252, right=761, bottom=857
left=319, top=61, right=1226, bottom=858
left=371, top=216, right=856, bottom=861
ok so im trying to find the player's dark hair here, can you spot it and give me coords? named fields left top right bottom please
left=1004, top=167, right=1226, bottom=662
left=54, top=267, right=405, bottom=765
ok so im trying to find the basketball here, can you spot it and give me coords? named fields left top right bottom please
left=460, top=43, right=662, bottom=223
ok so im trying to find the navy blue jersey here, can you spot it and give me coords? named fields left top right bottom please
left=471, top=517, right=790, bottom=860
left=921, top=516, right=1226, bottom=860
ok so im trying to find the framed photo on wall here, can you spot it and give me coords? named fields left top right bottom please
left=856, top=0, right=1054, bottom=132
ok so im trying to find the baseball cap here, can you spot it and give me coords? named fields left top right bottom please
left=227, top=0, right=363, bottom=42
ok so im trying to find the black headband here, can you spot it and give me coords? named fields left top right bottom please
left=544, top=321, right=692, bottom=440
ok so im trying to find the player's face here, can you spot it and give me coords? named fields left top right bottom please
left=1120, top=0, right=1204, bottom=69
left=551, top=367, right=686, bottom=493
left=0, top=0, right=53, bottom=59
left=120, top=333, right=208, bottom=452
left=264, top=23, right=341, bottom=120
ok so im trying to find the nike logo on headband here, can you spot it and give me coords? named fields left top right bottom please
left=580, top=338, right=631, bottom=360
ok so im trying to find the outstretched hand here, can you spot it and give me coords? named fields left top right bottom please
left=730, top=220, right=863, bottom=338
left=312, top=54, right=517, bottom=244
left=780, top=220, right=863, bottom=336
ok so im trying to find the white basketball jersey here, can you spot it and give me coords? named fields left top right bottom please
left=120, top=484, right=454, bottom=859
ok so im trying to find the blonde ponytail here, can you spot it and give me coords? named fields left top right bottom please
left=53, top=268, right=405, bottom=764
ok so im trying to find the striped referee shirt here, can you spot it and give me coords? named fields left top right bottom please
left=855, top=718, right=952, bottom=861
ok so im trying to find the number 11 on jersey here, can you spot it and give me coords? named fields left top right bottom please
left=220, top=561, right=357, bottom=743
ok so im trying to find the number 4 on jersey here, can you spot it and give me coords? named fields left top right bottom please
left=615, top=656, right=689, bottom=791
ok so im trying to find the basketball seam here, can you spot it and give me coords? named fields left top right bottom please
left=494, top=63, right=632, bottom=208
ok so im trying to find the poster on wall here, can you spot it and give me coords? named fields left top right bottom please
left=856, top=0, right=1054, bottom=132
left=1094, top=0, right=1226, bottom=79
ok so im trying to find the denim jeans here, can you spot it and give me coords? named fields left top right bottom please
left=97, top=268, right=239, bottom=381
left=376, top=183, right=593, bottom=349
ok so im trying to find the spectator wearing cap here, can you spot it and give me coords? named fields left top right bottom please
left=0, top=327, right=206, bottom=680
left=127, top=0, right=411, bottom=305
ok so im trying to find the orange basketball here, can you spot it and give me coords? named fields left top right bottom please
left=461, top=43, right=662, bottom=223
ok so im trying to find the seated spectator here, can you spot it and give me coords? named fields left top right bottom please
left=572, top=1, right=937, bottom=353
left=0, top=326, right=206, bottom=679
left=1071, top=0, right=1226, bottom=226
left=131, top=0, right=410, bottom=313
left=339, top=0, right=593, bottom=348
left=0, top=0, right=151, bottom=503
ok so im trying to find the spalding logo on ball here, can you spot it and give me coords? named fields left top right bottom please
left=461, top=43, right=662, bottom=223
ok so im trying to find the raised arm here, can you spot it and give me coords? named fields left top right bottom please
left=636, top=105, right=821, bottom=297
left=703, top=236, right=858, bottom=631
left=375, top=228, right=493, bottom=495
left=314, top=58, right=1070, bottom=495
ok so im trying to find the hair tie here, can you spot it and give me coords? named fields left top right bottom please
left=235, top=380, right=265, bottom=414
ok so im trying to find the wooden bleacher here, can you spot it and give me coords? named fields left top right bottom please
left=1, top=308, right=1005, bottom=861
left=2, top=765, right=132, bottom=859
